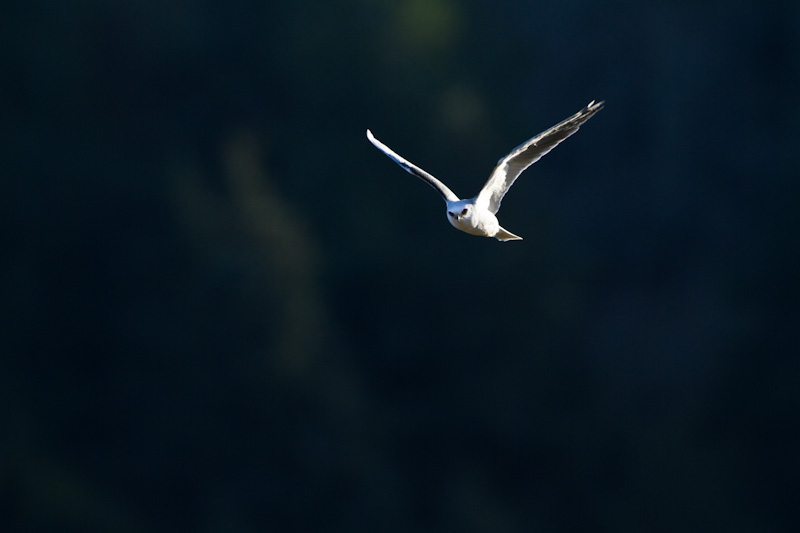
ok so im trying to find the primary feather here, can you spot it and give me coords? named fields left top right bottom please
left=476, top=100, right=604, bottom=214
left=366, top=129, right=459, bottom=202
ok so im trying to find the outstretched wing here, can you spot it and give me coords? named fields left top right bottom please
left=476, top=100, right=604, bottom=214
left=367, top=129, right=460, bottom=203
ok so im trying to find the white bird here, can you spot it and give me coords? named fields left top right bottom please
left=367, top=100, right=604, bottom=241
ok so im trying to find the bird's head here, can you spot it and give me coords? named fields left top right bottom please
left=446, top=201, right=480, bottom=233
left=447, top=203, right=472, bottom=222
left=445, top=199, right=498, bottom=237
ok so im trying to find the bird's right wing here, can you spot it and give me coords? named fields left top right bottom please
left=367, top=129, right=460, bottom=202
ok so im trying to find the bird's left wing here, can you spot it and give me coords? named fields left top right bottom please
left=476, top=100, right=604, bottom=214
left=367, top=129, right=459, bottom=203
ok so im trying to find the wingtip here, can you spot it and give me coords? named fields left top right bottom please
left=587, top=99, right=605, bottom=110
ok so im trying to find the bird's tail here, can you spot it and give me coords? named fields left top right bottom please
left=495, top=226, right=523, bottom=241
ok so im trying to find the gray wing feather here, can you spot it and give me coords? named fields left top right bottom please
left=367, top=129, right=460, bottom=203
left=476, top=100, right=604, bottom=214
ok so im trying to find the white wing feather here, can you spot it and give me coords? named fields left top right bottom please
left=367, top=129, right=460, bottom=203
left=476, top=100, right=604, bottom=214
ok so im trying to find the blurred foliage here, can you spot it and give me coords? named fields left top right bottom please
left=2, top=0, right=799, bottom=532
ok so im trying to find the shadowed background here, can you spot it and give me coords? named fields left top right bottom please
left=2, top=1, right=799, bottom=531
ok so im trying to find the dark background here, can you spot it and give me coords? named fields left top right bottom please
left=2, top=1, right=799, bottom=531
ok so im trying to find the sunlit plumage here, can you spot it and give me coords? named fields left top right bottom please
left=367, top=100, right=604, bottom=241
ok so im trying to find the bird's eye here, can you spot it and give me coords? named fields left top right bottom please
left=460, top=208, right=468, bottom=216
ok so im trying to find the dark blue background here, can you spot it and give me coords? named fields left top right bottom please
left=3, top=1, right=798, bottom=531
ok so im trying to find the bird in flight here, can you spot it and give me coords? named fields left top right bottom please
left=367, top=100, right=604, bottom=241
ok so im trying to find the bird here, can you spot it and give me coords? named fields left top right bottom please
left=367, top=100, right=604, bottom=241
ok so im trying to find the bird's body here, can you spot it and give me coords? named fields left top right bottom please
left=367, top=100, right=604, bottom=241
left=444, top=199, right=513, bottom=240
